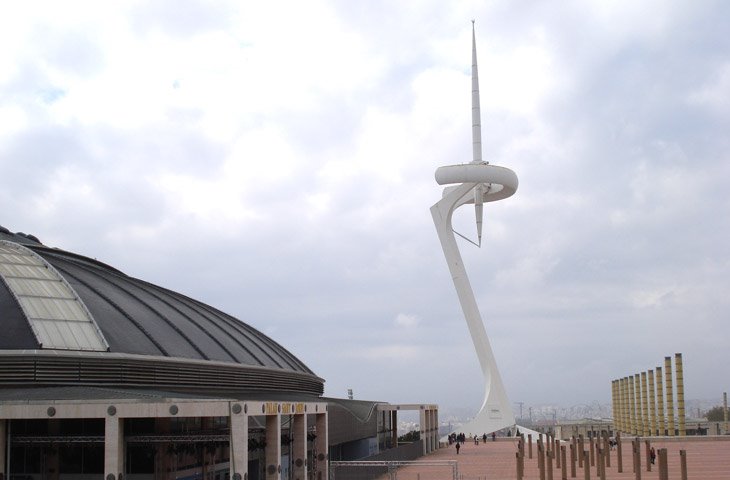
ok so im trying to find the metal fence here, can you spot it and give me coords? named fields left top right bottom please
left=329, top=460, right=459, bottom=480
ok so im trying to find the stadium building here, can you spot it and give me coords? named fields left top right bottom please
left=0, top=227, right=438, bottom=480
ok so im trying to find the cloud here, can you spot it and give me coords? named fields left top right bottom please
left=1, top=0, right=729, bottom=412
left=394, top=313, right=420, bottom=328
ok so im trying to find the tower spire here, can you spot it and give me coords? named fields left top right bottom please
left=471, top=20, right=483, bottom=165
left=472, top=20, right=485, bottom=245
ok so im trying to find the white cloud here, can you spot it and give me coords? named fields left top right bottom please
left=1, top=0, right=729, bottom=412
left=395, top=313, right=420, bottom=328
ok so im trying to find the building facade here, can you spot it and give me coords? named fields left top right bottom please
left=0, top=227, right=435, bottom=480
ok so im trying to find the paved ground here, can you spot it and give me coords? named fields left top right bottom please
left=372, top=437, right=730, bottom=480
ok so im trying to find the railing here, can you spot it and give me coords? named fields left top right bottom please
left=329, top=460, right=458, bottom=480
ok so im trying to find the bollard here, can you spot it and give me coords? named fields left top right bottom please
left=539, top=441, right=546, bottom=480
left=555, top=439, right=561, bottom=468
left=616, top=433, right=622, bottom=473
left=529, top=434, right=533, bottom=459
left=680, top=449, right=687, bottom=480
left=633, top=441, right=641, bottom=480
left=570, top=444, right=576, bottom=478
left=603, top=433, right=610, bottom=468
left=597, top=448, right=605, bottom=480
left=547, top=451, right=554, bottom=480
left=571, top=436, right=577, bottom=463
left=657, top=448, right=668, bottom=480
left=644, top=440, right=651, bottom=472
left=583, top=451, right=590, bottom=480
left=578, top=435, right=584, bottom=468
left=589, top=436, right=595, bottom=467
left=516, top=451, right=523, bottom=480
left=561, top=445, right=568, bottom=480
left=631, top=439, right=637, bottom=474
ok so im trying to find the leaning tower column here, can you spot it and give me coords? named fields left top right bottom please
left=675, top=353, right=686, bottom=436
left=623, top=377, right=631, bottom=434
left=634, top=374, right=643, bottom=436
left=628, top=376, right=637, bottom=435
left=648, top=370, right=657, bottom=436
left=641, top=372, right=649, bottom=436
left=665, top=357, right=675, bottom=436
left=656, top=367, right=665, bottom=435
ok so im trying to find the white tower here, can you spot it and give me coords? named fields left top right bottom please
left=431, top=22, right=518, bottom=436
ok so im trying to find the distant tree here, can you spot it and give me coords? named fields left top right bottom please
left=705, top=406, right=727, bottom=422
left=398, top=430, right=420, bottom=442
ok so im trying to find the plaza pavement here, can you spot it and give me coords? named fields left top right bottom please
left=375, top=437, right=730, bottom=480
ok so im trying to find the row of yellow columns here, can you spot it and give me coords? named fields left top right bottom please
left=611, top=353, right=686, bottom=436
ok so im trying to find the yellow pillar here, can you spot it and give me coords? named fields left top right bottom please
left=624, top=377, right=629, bottom=434
left=648, top=370, right=657, bottom=436
left=655, top=367, right=665, bottom=436
left=615, top=379, right=622, bottom=433
left=634, top=374, right=643, bottom=436
left=665, top=357, right=675, bottom=436
left=640, top=372, right=649, bottom=436
left=612, top=380, right=618, bottom=433
left=628, top=376, right=637, bottom=435
left=618, top=379, right=625, bottom=433
left=675, top=353, right=686, bottom=436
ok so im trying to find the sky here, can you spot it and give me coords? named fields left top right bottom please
left=1, top=0, right=729, bottom=415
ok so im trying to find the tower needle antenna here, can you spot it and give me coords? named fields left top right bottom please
left=472, top=20, right=485, bottom=246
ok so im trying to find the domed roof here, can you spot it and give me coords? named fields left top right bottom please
left=0, top=227, right=323, bottom=395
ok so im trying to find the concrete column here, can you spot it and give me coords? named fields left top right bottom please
left=434, top=408, right=439, bottom=450
left=418, top=406, right=428, bottom=455
left=266, top=413, right=282, bottom=480
left=664, top=357, right=675, bottom=436
left=431, top=409, right=436, bottom=451
left=675, top=353, right=686, bottom=436
left=655, top=367, right=665, bottom=435
left=640, top=372, right=649, bottom=436
left=0, top=420, right=6, bottom=477
left=291, top=413, right=307, bottom=480
left=425, top=409, right=431, bottom=453
left=315, top=412, right=328, bottom=480
left=634, top=375, right=642, bottom=436
left=391, top=410, right=398, bottom=448
left=647, top=370, right=656, bottom=436
left=104, top=415, right=124, bottom=480
left=230, top=406, right=249, bottom=480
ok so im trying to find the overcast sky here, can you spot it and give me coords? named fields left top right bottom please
left=2, top=0, right=728, bottom=414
